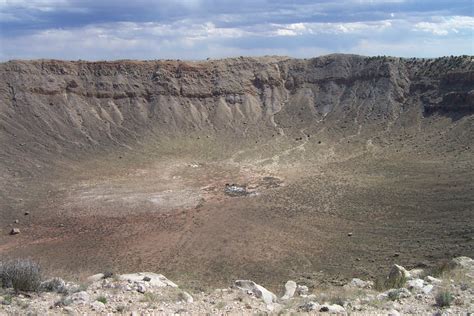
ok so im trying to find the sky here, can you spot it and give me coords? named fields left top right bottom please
left=0, top=0, right=473, bottom=61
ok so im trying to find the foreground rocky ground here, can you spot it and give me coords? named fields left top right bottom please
left=0, top=256, right=472, bottom=315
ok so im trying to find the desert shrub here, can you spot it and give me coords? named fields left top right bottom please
left=96, top=295, right=107, bottom=304
left=40, top=277, right=67, bottom=293
left=0, top=259, right=42, bottom=292
left=1, top=294, right=12, bottom=305
left=435, top=291, right=454, bottom=308
left=385, top=274, right=407, bottom=290
left=374, top=274, right=407, bottom=291
left=329, top=295, right=346, bottom=306
left=102, top=271, right=114, bottom=279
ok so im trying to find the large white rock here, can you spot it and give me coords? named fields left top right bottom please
left=119, top=272, right=178, bottom=288
left=296, top=285, right=309, bottom=296
left=408, top=268, right=424, bottom=279
left=421, top=284, right=434, bottom=294
left=406, top=278, right=425, bottom=292
left=90, top=301, right=105, bottom=312
left=347, top=278, right=374, bottom=289
left=281, top=280, right=297, bottom=300
left=235, top=280, right=277, bottom=307
left=319, top=303, right=346, bottom=314
left=450, top=256, right=474, bottom=270
left=180, top=291, right=194, bottom=303
left=424, top=276, right=442, bottom=284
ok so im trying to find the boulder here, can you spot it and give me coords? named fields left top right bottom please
left=319, top=303, right=346, bottom=314
left=67, top=291, right=90, bottom=305
left=386, top=288, right=411, bottom=300
left=408, top=268, right=424, bottom=279
left=90, top=301, right=105, bottom=311
left=9, top=228, right=20, bottom=235
left=449, top=256, right=474, bottom=270
left=281, top=280, right=297, bottom=299
left=119, top=272, right=178, bottom=288
left=424, top=276, right=442, bottom=284
left=298, top=301, right=320, bottom=312
left=136, top=283, right=146, bottom=293
left=387, top=264, right=410, bottom=287
left=296, top=285, right=309, bottom=296
left=180, top=291, right=194, bottom=303
left=347, top=278, right=374, bottom=289
left=235, top=280, right=277, bottom=306
left=40, top=277, right=67, bottom=293
left=421, top=284, right=434, bottom=294
left=406, top=279, right=424, bottom=292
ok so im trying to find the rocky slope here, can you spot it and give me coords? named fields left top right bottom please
left=1, top=256, right=473, bottom=315
left=1, top=55, right=473, bottom=174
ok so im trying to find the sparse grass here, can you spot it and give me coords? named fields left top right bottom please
left=374, top=274, right=407, bottom=291
left=140, top=292, right=160, bottom=304
left=435, top=291, right=454, bottom=308
left=1, top=294, right=13, bottom=305
left=0, top=259, right=42, bottom=292
left=40, top=277, right=67, bottom=293
left=15, top=299, right=30, bottom=309
left=96, top=295, right=107, bottom=304
left=215, top=301, right=226, bottom=310
left=311, top=286, right=366, bottom=306
left=386, top=275, right=407, bottom=290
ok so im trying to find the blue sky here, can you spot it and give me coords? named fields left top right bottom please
left=0, top=0, right=473, bottom=60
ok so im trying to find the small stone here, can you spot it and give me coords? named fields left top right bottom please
left=296, top=285, right=309, bottom=296
left=180, top=291, right=193, bottom=303
left=13, top=220, right=19, bottom=224
left=143, top=276, right=151, bottom=282
left=136, top=283, right=146, bottom=293
left=90, top=301, right=105, bottom=311
left=24, top=211, right=30, bottom=216
left=9, top=228, right=20, bottom=235
left=348, top=232, right=353, bottom=237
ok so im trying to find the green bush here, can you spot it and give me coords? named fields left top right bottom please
left=97, top=295, right=107, bottom=304
left=435, top=291, right=454, bottom=308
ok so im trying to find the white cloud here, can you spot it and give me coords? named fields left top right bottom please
left=415, top=16, right=474, bottom=36
left=273, top=20, right=393, bottom=37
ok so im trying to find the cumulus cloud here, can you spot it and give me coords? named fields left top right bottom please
left=414, top=16, right=474, bottom=36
